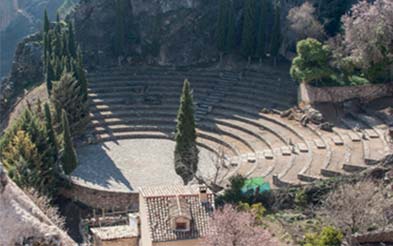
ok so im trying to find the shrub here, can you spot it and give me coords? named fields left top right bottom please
left=303, top=226, right=343, bottom=246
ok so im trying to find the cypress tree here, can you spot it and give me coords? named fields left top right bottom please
left=68, top=22, right=76, bottom=58
left=43, top=10, right=50, bottom=33
left=115, top=0, right=126, bottom=56
left=43, top=10, right=50, bottom=66
left=270, top=4, right=282, bottom=66
left=256, top=0, right=268, bottom=59
left=225, top=0, right=236, bottom=52
left=61, top=31, right=69, bottom=57
left=217, top=0, right=229, bottom=54
left=174, top=79, right=199, bottom=185
left=46, top=58, right=55, bottom=94
left=241, top=0, right=257, bottom=61
left=44, top=103, right=58, bottom=159
left=53, top=31, right=62, bottom=58
left=76, top=47, right=88, bottom=102
left=51, top=72, right=89, bottom=134
left=61, top=110, right=78, bottom=175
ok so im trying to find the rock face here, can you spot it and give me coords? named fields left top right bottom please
left=0, top=163, right=76, bottom=246
left=0, top=0, right=75, bottom=78
left=0, top=33, right=43, bottom=123
left=73, top=0, right=218, bottom=67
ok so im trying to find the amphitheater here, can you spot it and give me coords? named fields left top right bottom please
left=70, top=65, right=393, bottom=193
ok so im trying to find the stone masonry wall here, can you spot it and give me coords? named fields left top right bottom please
left=352, top=230, right=393, bottom=244
left=61, top=181, right=139, bottom=211
left=299, top=83, right=393, bottom=105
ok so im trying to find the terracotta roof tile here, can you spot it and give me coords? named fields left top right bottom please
left=139, top=185, right=214, bottom=242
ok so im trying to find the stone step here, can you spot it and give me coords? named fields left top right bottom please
left=332, top=136, right=344, bottom=145
left=297, top=143, right=309, bottom=153
left=348, top=132, right=361, bottom=142
left=314, top=139, right=327, bottom=149
left=281, top=146, right=292, bottom=156
left=364, top=129, right=379, bottom=138
left=263, top=150, right=274, bottom=159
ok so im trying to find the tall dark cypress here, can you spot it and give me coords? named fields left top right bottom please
left=256, top=0, right=268, bottom=59
left=61, top=110, right=78, bottom=175
left=44, top=103, right=58, bottom=160
left=216, top=0, right=229, bottom=54
left=114, top=0, right=126, bottom=56
left=270, top=4, right=281, bottom=66
left=43, top=10, right=50, bottom=69
left=241, top=0, right=257, bottom=60
left=174, top=79, right=199, bottom=185
left=43, top=10, right=50, bottom=33
left=68, top=22, right=76, bottom=58
left=76, top=47, right=88, bottom=102
left=225, top=0, right=236, bottom=52
left=46, top=59, right=55, bottom=94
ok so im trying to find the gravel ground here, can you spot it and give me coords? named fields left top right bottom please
left=71, top=139, right=216, bottom=192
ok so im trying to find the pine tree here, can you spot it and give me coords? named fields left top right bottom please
left=0, top=108, right=59, bottom=195
left=270, top=4, right=282, bottom=66
left=44, top=103, right=58, bottom=159
left=61, top=110, right=78, bottom=175
left=241, top=0, right=257, bottom=61
left=174, top=79, right=199, bottom=185
left=67, top=22, right=76, bottom=58
left=256, top=0, right=268, bottom=59
left=2, top=131, right=42, bottom=190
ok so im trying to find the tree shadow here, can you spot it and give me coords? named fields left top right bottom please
left=72, top=143, right=133, bottom=191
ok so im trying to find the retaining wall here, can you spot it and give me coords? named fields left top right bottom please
left=352, top=230, right=393, bottom=244
left=61, top=180, right=139, bottom=211
left=299, top=83, right=393, bottom=105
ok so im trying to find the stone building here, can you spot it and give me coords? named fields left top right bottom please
left=91, top=225, right=139, bottom=246
left=139, top=185, right=214, bottom=246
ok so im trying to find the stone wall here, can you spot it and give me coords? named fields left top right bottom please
left=352, top=230, right=393, bottom=244
left=61, top=180, right=139, bottom=211
left=299, top=83, right=393, bottom=105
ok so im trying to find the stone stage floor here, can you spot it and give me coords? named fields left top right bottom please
left=71, top=139, right=216, bottom=192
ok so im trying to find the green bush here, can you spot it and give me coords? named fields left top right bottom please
left=238, top=202, right=267, bottom=223
left=303, top=226, right=343, bottom=246
left=295, top=189, right=308, bottom=208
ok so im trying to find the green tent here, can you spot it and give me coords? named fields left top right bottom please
left=241, top=177, right=270, bottom=194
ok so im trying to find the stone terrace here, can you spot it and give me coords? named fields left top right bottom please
left=72, top=66, right=392, bottom=190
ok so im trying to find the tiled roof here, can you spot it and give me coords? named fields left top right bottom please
left=139, top=185, right=214, bottom=242
left=139, top=184, right=212, bottom=197
left=91, top=225, right=138, bottom=240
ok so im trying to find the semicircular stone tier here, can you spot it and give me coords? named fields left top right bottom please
left=76, top=66, right=391, bottom=190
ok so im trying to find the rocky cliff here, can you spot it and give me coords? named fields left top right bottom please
left=0, top=0, right=76, bottom=78
left=0, top=163, right=76, bottom=246
left=73, top=0, right=218, bottom=67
